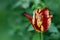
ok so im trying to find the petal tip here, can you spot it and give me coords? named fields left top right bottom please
left=24, top=13, right=32, bottom=23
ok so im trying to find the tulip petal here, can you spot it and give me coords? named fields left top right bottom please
left=50, top=15, right=53, bottom=18
left=39, top=7, right=50, bottom=31
left=40, top=7, right=48, bottom=14
left=24, top=13, right=32, bottom=23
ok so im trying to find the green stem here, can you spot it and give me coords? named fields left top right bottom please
left=40, top=32, right=43, bottom=40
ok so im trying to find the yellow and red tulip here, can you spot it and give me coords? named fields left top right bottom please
left=24, top=7, right=53, bottom=32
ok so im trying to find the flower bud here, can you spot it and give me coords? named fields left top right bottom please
left=25, top=7, right=53, bottom=32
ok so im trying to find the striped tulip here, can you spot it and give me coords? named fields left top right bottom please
left=24, top=7, right=53, bottom=32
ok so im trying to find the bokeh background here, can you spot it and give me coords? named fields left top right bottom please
left=0, top=0, right=60, bottom=40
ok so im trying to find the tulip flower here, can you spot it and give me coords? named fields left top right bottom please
left=24, top=7, right=53, bottom=32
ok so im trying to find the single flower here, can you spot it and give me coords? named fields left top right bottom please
left=24, top=7, right=53, bottom=32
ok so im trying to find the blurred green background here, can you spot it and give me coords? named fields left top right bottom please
left=0, top=0, right=60, bottom=40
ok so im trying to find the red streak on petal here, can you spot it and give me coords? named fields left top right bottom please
left=33, top=13, right=41, bottom=31
left=40, top=7, right=48, bottom=14
left=40, top=7, right=49, bottom=31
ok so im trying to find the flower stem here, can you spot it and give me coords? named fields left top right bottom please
left=40, top=32, right=43, bottom=40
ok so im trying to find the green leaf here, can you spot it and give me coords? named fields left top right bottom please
left=48, top=23, right=58, bottom=33
left=49, top=33, right=60, bottom=40
left=28, top=25, right=34, bottom=31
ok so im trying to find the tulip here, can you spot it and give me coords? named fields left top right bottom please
left=24, top=7, right=53, bottom=32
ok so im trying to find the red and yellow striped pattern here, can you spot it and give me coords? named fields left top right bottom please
left=24, top=7, right=53, bottom=32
